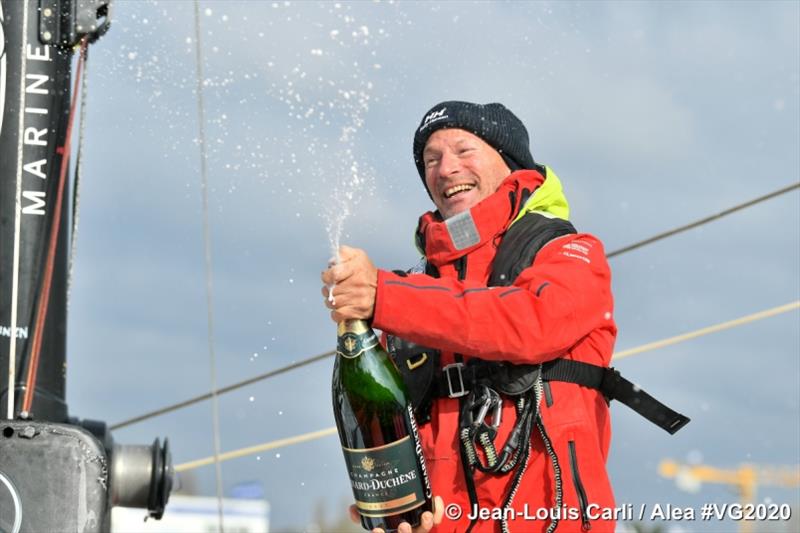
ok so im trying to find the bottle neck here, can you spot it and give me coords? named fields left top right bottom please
left=337, top=319, right=370, bottom=336
left=337, top=320, right=378, bottom=360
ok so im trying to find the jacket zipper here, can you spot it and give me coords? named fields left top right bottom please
left=568, top=440, right=591, bottom=531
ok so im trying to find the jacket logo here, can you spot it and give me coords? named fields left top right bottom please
left=419, top=107, right=448, bottom=132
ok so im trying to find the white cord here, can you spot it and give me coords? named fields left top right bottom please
left=6, top=0, right=29, bottom=420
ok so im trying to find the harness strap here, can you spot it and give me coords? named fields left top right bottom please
left=540, top=359, right=691, bottom=434
left=429, top=358, right=690, bottom=434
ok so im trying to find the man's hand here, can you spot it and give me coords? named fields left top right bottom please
left=348, top=496, right=444, bottom=533
left=321, top=245, right=378, bottom=323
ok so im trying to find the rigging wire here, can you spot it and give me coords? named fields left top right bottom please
left=606, top=182, right=799, bottom=258
left=21, top=37, right=90, bottom=414
left=108, top=183, right=800, bottom=430
left=192, top=1, right=226, bottom=529
left=110, top=349, right=333, bottom=431
left=173, top=300, right=800, bottom=472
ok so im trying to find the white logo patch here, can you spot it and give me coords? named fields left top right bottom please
left=419, top=107, right=448, bottom=132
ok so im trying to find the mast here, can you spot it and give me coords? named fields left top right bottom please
left=0, top=0, right=109, bottom=421
left=0, top=3, right=172, bottom=531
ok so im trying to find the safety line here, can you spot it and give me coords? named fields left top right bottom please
left=6, top=0, right=28, bottom=420
left=606, top=182, right=799, bottom=258
left=109, top=349, right=334, bottom=430
left=174, top=300, right=799, bottom=472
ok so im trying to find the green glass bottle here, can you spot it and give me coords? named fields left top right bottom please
left=332, top=319, right=433, bottom=531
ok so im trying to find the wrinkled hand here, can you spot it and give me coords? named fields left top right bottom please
left=321, top=245, right=378, bottom=323
left=348, top=496, right=444, bottom=533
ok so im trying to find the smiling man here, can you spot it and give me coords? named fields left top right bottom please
left=322, top=101, right=619, bottom=533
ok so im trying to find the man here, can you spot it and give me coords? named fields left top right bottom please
left=323, top=101, right=618, bottom=533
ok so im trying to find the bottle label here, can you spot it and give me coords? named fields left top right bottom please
left=343, top=436, right=426, bottom=517
left=337, top=327, right=379, bottom=359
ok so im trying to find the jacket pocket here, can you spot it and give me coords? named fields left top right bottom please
left=568, top=440, right=591, bottom=531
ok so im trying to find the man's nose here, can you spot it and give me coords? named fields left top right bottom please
left=438, top=150, right=461, bottom=177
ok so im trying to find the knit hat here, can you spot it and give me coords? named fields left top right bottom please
left=412, top=101, right=536, bottom=184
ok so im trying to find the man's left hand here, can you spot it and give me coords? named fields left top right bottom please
left=321, top=245, right=378, bottom=323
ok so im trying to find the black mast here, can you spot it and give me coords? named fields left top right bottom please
left=0, top=3, right=172, bottom=531
left=0, top=0, right=84, bottom=421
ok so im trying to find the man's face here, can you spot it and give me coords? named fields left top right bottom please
left=422, top=128, right=511, bottom=219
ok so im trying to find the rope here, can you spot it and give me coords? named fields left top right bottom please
left=109, top=349, right=334, bottom=430
left=173, top=300, right=800, bottom=472
left=175, top=427, right=339, bottom=473
left=22, top=37, right=90, bottom=414
left=612, top=300, right=800, bottom=360
left=606, top=182, right=800, bottom=258
left=191, top=1, right=226, bottom=529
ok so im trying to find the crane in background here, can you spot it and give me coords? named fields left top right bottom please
left=659, top=459, right=800, bottom=533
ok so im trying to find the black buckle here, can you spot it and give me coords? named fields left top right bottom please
left=443, top=363, right=468, bottom=398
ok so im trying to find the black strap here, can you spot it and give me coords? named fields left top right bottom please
left=429, top=358, right=690, bottom=434
left=540, top=359, right=690, bottom=434
left=489, top=212, right=577, bottom=287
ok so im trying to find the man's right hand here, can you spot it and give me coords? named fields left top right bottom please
left=348, top=496, right=444, bottom=533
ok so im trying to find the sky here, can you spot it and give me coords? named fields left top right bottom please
left=49, top=0, right=800, bottom=531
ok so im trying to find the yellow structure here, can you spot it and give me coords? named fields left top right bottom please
left=658, top=459, right=799, bottom=533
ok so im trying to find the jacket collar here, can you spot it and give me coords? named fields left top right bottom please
left=415, top=170, right=548, bottom=266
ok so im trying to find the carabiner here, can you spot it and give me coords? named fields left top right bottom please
left=471, top=385, right=494, bottom=428
left=488, top=389, right=503, bottom=429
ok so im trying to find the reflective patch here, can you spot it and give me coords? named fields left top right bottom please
left=445, top=211, right=480, bottom=251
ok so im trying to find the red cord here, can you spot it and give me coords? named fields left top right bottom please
left=22, top=38, right=89, bottom=414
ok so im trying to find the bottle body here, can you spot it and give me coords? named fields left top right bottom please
left=332, top=320, right=433, bottom=531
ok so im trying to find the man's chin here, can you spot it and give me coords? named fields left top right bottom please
left=438, top=194, right=478, bottom=219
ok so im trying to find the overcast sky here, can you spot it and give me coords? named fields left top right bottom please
left=61, top=1, right=799, bottom=531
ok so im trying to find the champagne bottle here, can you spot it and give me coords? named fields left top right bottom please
left=332, top=319, right=433, bottom=531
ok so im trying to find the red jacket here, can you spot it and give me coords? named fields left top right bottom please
left=373, top=169, right=617, bottom=532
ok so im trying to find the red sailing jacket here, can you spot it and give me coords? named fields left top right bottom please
left=372, top=169, right=617, bottom=532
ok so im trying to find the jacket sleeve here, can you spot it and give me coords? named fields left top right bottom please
left=371, top=233, right=615, bottom=365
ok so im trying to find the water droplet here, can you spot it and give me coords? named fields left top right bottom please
left=275, top=453, right=281, bottom=459
left=204, top=7, right=212, bottom=16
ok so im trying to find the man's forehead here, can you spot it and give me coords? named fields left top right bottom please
left=423, top=128, right=485, bottom=151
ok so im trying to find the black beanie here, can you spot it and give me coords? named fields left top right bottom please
left=412, top=101, right=537, bottom=184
